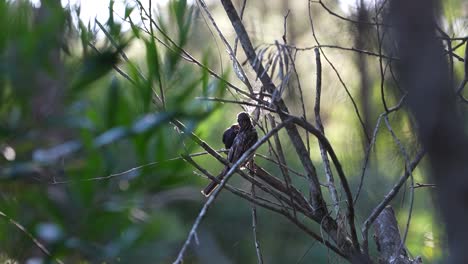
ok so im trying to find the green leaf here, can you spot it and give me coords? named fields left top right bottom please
left=71, top=49, right=121, bottom=91
left=106, top=77, right=120, bottom=128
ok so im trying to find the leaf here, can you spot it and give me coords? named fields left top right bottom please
left=71, top=49, right=121, bottom=91
left=124, top=5, right=134, bottom=19
left=106, top=77, right=120, bottom=128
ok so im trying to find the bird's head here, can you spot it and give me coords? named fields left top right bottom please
left=237, top=112, right=252, bottom=129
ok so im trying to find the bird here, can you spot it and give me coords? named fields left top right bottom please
left=201, top=112, right=258, bottom=196
left=222, top=124, right=239, bottom=149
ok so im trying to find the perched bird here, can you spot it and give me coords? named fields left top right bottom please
left=202, top=112, right=258, bottom=196
left=222, top=124, right=240, bottom=149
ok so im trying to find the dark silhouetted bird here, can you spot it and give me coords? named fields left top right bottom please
left=202, top=112, right=258, bottom=196
left=222, top=124, right=239, bottom=149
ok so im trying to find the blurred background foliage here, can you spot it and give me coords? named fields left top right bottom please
left=0, top=0, right=466, bottom=263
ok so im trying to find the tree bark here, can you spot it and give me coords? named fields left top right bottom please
left=387, top=0, right=468, bottom=262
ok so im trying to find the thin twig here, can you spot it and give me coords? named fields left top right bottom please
left=456, top=39, right=468, bottom=103
left=354, top=114, right=383, bottom=204
left=375, top=7, right=389, bottom=113
left=312, top=0, right=389, bottom=27
left=412, top=183, right=436, bottom=189
left=201, top=167, right=346, bottom=259
left=250, top=169, right=264, bottom=264
left=132, top=0, right=255, bottom=101
left=255, top=153, right=306, bottom=178
left=196, top=97, right=277, bottom=113
left=173, top=117, right=293, bottom=264
left=269, top=115, right=297, bottom=218
left=383, top=116, right=414, bottom=254
left=314, top=48, right=339, bottom=215
left=0, top=210, right=64, bottom=264
left=88, top=42, right=136, bottom=85
left=185, top=156, right=293, bottom=212
left=354, top=92, right=408, bottom=203
left=196, top=0, right=254, bottom=93
left=220, top=0, right=328, bottom=221
left=281, top=12, right=310, bottom=156
left=270, top=43, right=399, bottom=60
left=290, top=116, right=359, bottom=251
left=437, top=26, right=454, bottom=90
left=50, top=150, right=216, bottom=184
left=361, top=149, right=425, bottom=254
left=308, top=1, right=370, bottom=143
left=233, top=0, right=248, bottom=55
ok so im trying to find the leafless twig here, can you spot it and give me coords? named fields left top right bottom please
left=362, top=149, right=425, bottom=253
left=0, top=210, right=64, bottom=264
left=308, top=1, right=370, bottom=143
left=250, top=170, right=264, bottom=264
left=313, top=48, right=339, bottom=215
left=174, top=117, right=293, bottom=264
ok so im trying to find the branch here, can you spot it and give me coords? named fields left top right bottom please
left=412, top=183, right=436, bottom=189
left=0, top=210, right=64, bottom=264
left=362, top=150, right=425, bottom=253
left=373, top=206, right=422, bottom=264
left=313, top=48, right=340, bottom=215
left=268, top=115, right=297, bottom=218
left=250, top=170, right=264, bottom=264
left=289, top=116, right=359, bottom=252
left=131, top=1, right=255, bottom=101
left=275, top=43, right=398, bottom=60
left=173, top=117, right=293, bottom=264
left=220, top=0, right=328, bottom=222
left=313, top=0, right=388, bottom=27
left=195, top=0, right=254, bottom=93
left=183, top=155, right=346, bottom=258
left=456, top=39, right=468, bottom=103
left=308, top=1, right=370, bottom=142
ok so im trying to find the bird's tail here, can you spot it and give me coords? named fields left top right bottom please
left=201, top=180, right=219, bottom=197
left=201, top=169, right=227, bottom=197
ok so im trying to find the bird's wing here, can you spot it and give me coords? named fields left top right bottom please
left=222, top=130, right=229, bottom=146
left=227, top=132, right=245, bottom=163
left=227, top=127, right=258, bottom=164
left=246, top=129, right=258, bottom=149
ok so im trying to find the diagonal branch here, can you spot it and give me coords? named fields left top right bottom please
left=289, top=116, right=359, bottom=252
left=173, top=117, right=293, bottom=264
left=314, top=48, right=340, bottom=215
left=182, top=155, right=347, bottom=259
left=220, top=0, right=328, bottom=222
left=0, top=210, right=64, bottom=264
left=361, top=149, right=425, bottom=253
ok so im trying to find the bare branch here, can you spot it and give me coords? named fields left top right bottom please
left=0, top=210, right=64, bottom=264
left=174, top=117, right=293, bottom=264
left=289, top=116, right=359, bottom=252
left=195, top=0, right=254, bottom=93
left=308, top=1, right=371, bottom=142
left=373, top=206, right=422, bottom=264
left=412, top=183, right=436, bottom=189
left=268, top=115, right=297, bottom=218
left=362, top=150, right=425, bottom=253
left=311, top=0, right=388, bottom=27
left=250, top=172, right=264, bottom=264
left=313, top=48, right=339, bottom=215
left=220, top=0, right=328, bottom=221
left=456, top=38, right=468, bottom=102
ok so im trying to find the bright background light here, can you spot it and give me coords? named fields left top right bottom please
left=28, top=0, right=358, bottom=26
left=28, top=0, right=165, bottom=26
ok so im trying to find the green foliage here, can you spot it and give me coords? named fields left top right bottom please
left=0, top=0, right=224, bottom=262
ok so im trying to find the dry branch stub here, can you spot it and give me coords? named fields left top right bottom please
left=373, top=206, right=422, bottom=264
